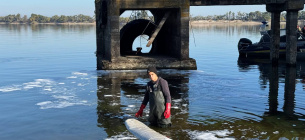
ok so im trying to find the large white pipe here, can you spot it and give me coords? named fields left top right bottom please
left=125, top=119, right=171, bottom=140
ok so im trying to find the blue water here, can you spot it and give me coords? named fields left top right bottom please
left=1, top=24, right=305, bottom=140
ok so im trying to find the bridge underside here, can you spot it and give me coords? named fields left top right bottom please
left=95, top=0, right=304, bottom=70
left=95, top=0, right=197, bottom=70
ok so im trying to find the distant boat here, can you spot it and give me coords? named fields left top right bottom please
left=237, top=29, right=305, bottom=59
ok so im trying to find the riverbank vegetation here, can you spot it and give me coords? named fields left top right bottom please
left=1, top=10, right=305, bottom=24
left=191, top=11, right=305, bottom=22
left=0, top=14, right=95, bottom=24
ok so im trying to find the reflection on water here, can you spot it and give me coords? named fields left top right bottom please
left=1, top=24, right=305, bottom=139
left=95, top=67, right=305, bottom=139
left=96, top=70, right=192, bottom=139
left=238, top=57, right=305, bottom=138
left=0, top=24, right=95, bottom=34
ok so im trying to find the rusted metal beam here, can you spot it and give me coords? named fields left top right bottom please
left=146, top=11, right=171, bottom=47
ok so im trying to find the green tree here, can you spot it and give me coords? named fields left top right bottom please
left=50, top=15, right=60, bottom=23
left=29, top=13, right=38, bottom=23
left=58, top=15, right=68, bottom=23
left=22, top=15, right=28, bottom=23
left=3, top=14, right=16, bottom=23
left=261, top=12, right=271, bottom=21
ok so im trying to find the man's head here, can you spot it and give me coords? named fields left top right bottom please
left=147, top=67, right=158, bottom=82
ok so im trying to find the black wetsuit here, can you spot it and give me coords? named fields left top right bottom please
left=142, top=77, right=171, bottom=126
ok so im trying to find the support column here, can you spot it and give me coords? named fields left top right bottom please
left=266, top=4, right=284, bottom=66
left=284, top=0, right=304, bottom=66
left=180, top=2, right=190, bottom=60
left=108, top=1, right=120, bottom=61
left=270, top=11, right=281, bottom=65
left=286, top=10, right=298, bottom=66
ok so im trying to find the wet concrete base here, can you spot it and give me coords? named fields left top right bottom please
left=97, top=55, right=197, bottom=70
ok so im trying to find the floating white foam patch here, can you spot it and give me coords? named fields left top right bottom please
left=36, top=100, right=88, bottom=109
left=52, top=95, right=75, bottom=100
left=77, top=83, right=85, bottom=86
left=0, top=79, right=54, bottom=93
left=72, top=72, right=88, bottom=76
left=188, top=130, right=234, bottom=140
left=0, top=85, right=22, bottom=92
left=172, top=99, right=183, bottom=103
left=105, top=134, right=137, bottom=140
left=67, top=76, right=77, bottom=79
left=23, top=79, right=54, bottom=90
left=0, top=71, right=94, bottom=109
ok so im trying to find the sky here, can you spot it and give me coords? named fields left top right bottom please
left=0, top=0, right=274, bottom=17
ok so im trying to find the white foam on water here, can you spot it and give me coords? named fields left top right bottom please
left=67, top=76, right=77, bottom=79
left=72, top=72, right=88, bottom=76
left=77, top=83, right=85, bottom=86
left=36, top=100, right=88, bottom=109
left=23, top=79, right=54, bottom=90
left=128, top=105, right=135, bottom=108
left=0, top=85, right=22, bottom=92
left=0, top=72, right=94, bottom=109
left=172, top=106, right=179, bottom=109
left=52, top=95, right=75, bottom=100
left=172, top=99, right=183, bottom=103
left=273, top=131, right=279, bottom=134
left=105, top=135, right=137, bottom=140
left=110, top=103, right=119, bottom=106
left=0, top=79, right=54, bottom=93
left=188, top=130, right=234, bottom=140
left=43, top=87, right=52, bottom=91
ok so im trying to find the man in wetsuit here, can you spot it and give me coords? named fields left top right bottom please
left=135, top=67, right=172, bottom=127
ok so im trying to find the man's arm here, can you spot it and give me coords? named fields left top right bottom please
left=160, top=79, right=171, bottom=103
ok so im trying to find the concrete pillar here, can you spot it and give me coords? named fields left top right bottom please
left=108, top=1, right=120, bottom=61
left=266, top=4, right=284, bottom=66
left=286, top=10, right=298, bottom=66
left=270, top=11, right=281, bottom=65
left=284, top=0, right=304, bottom=66
left=180, top=4, right=190, bottom=60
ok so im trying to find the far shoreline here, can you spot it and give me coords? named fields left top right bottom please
left=190, top=20, right=288, bottom=25
left=0, top=22, right=96, bottom=25
left=0, top=20, right=295, bottom=26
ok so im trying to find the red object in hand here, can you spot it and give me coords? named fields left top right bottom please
left=164, top=103, right=171, bottom=119
left=135, top=104, right=146, bottom=118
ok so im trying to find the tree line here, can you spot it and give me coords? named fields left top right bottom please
left=2, top=10, right=305, bottom=24
left=0, top=14, right=95, bottom=24
left=191, top=11, right=305, bottom=22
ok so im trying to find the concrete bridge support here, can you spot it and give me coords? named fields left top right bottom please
left=267, top=1, right=304, bottom=66
left=95, top=0, right=197, bottom=70
left=268, top=7, right=281, bottom=65
left=286, top=10, right=299, bottom=66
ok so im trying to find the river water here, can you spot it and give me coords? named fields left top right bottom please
left=0, top=23, right=305, bottom=140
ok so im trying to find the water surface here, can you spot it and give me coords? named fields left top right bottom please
left=0, top=24, right=305, bottom=139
